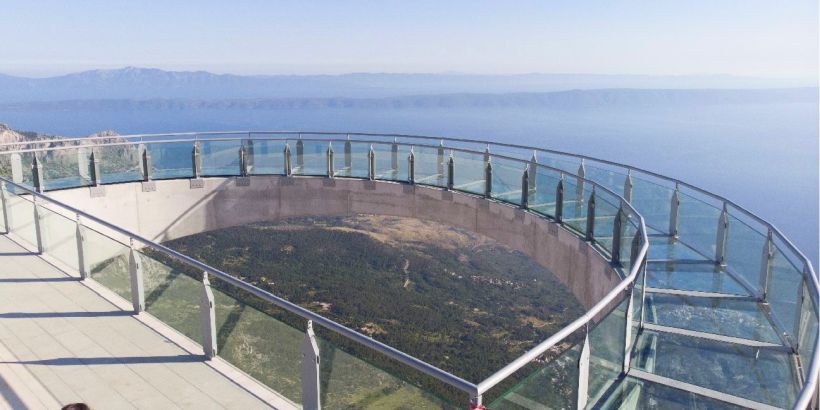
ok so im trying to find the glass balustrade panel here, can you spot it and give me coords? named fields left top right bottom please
left=83, top=227, right=132, bottom=302
left=587, top=297, right=628, bottom=406
left=6, top=190, right=38, bottom=249
left=629, top=176, right=674, bottom=235
left=41, top=148, right=91, bottom=190
left=40, top=206, right=80, bottom=272
left=592, top=190, right=620, bottom=256
left=332, top=141, right=370, bottom=178
left=200, top=140, right=242, bottom=176
left=292, top=140, right=328, bottom=176
left=413, top=146, right=447, bottom=187
left=451, top=150, right=485, bottom=196
left=248, top=140, right=286, bottom=175
left=676, top=191, right=721, bottom=258
left=149, top=141, right=195, bottom=180
left=372, top=142, right=408, bottom=182
left=491, top=157, right=525, bottom=205
left=98, top=144, right=142, bottom=184
left=724, top=212, right=766, bottom=295
left=528, top=166, right=561, bottom=218
left=138, top=249, right=203, bottom=344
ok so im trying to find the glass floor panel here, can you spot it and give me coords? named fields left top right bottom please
left=645, top=293, right=781, bottom=344
left=647, top=236, right=709, bottom=261
left=597, top=376, right=746, bottom=410
left=630, top=329, right=796, bottom=408
left=646, top=262, right=751, bottom=296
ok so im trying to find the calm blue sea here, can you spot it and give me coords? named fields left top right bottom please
left=1, top=101, right=817, bottom=264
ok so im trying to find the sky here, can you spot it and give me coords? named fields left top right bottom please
left=0, top=0, right=818, bottom=79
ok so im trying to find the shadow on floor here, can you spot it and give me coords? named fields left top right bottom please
left=0, top=277, right=78, bottom=283
left=0, top=311, right=132, bottom=319
left=4, top=355, right=205, bottom=366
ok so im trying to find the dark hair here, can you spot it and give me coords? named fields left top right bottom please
left=61, top=404, right=91, bottom=410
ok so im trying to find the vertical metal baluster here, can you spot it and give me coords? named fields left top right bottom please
left=284, top=143, right=292, bottom=176
left=75, top=214, right=88, bottom=279
left=90, top=149, right=101, bottom=186
left=624, top=169, right=633, bottom=203
left=669, top=182, right=680, bottom=237
left=296, top=136, right=304, bottom=172
left=0, top=181, right=9, bottom=234
left=344, top=136, right=352, bottom=174
left=585, top=187, right=596, bottom=241
left=200, top=272, right=217, bottom=359
left=326, top=142, right=334, bottom=178
left=192, top=141, right=202, bottom=179
left=245, top=137, right=254, bottom=175
left=368, top=145, right=375, bottom=180
left=715, top=202, right=729, bottom=266
left=239, top=143, right=248, bottom=177
left=759, top=229, right=774, bottom=300
left=520, top=167, right=529, bottom=209
left=576, top=327, right=590, bottom=410
left=436, top=140, right=445, bottom=187
left=623, top=285, right=635, bottom=372
left=301, top=320, right=321, bottom=410
left=32, top=196, right=44, bottom=254
left=792, top=269, right=807, bottom=352
left=128, top=239, right=145, bottom=313
left=32, top=154, right=44, bottom=193
left=408, top=147, right=415, bottom=184
left=575, top=160, right=585, bottom=205
left=141, top=144, right=152, bottom=181
left=447, top=152, right=454, bottom=190
left=611, top=204, right=624, bottom=265
left=391, top=139, right=398, bottom=177
left=555, top=174, right=564, bottom=223
left=528, top=151, right=537, bottom=193
left=10, top=153, right=23, bottom=184
left=484, top=158, right=493, bottom=198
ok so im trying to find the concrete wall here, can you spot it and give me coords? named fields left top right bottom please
left=47, top=176, right=622, bottom=311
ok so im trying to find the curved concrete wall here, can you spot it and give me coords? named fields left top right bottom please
left=48, top=176, right=621, bottom=310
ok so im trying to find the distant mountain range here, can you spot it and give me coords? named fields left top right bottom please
left=0, top=67, right=816, bottom=102
left=1, top=88, right=815, bottom=111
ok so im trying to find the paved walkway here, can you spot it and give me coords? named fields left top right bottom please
left=0, top=234, right=289, bottom=409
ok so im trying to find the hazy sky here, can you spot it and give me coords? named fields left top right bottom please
left=1, top=0, right=817, bottom=78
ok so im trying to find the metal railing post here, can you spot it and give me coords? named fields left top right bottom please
left=32, top=154, right=44, bottom=193
left=239, top=144, right=248, bottom=177
left=611, top=205, right=624, bottom=265
left=576, top=329, right=590, bottom=410
left=555, top=174, right=564, bottom=222
left=484, top=159, right=493, bottom=198
left=200, top=272, right=217, bottom=359
left=77, top=148, right=90, bottom=184
left=623, top=170, right=633, bottom=203
left=575, top=160, right=585, bottom=204
left=326, top=143, right=334, bottom=178
left=0, top=181, right=9, bottom=234
left=470, top=395, right=484, bottom=410
left=368, top=145, right=375, bottom=180
left=759, top=229, right=774, bottom=300
left=623, top=287, right=635, bottom=372
left=296, top=137, right=304, bottom=172
left=391, top=140, right=398, bottom=174
left=447, top=153, right=454, bottom=190
left=792, top=270, right=807, bottom=351
left=528, top=151, right=537, bottom=192
left=436, top=141, right=445, bottom=186
left=90, top=149, right=101, bottom=186
left=669, top=182, right=680, bottom=237
left=715, top=202, right=729, bottom=266
left=408, top=148, right=415, bottom=184
left=32, top=196, right=44, bottom=254
left=585, top=187, right=596, bottom=241
left=191, top=142, right=202, bottom=178
left=10, top=153, right=23, bottom=184
left=128, top=240, right=145, bottom=313
left=140, top=144, right=152, bottom=181
left=344, top=137, right=352, bottom=172
left=301, top=320, right=321, bottom=410
left=284, top=143, right=292, bottom=176
left=75, top=214, right=89, bottom=279
left=520, top=167, right=529, bottom=209
left=245, top=138, right=254, bottom=175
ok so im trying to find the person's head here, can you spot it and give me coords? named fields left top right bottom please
left=61, top=404, right=90, bottom=410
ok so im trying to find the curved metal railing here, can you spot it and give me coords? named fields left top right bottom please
left=0, top=130, right=816, bottom=409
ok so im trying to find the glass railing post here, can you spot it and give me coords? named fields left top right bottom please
left=9, top=153, right=23, bottom=184
left=520, top=167, right=529, bottom=209
left=32, top=154, right=44, bottom=193
left=199, top=272, right=218, bottom=359
left=576, top=328, right=590, bottom=410
left=296, top=137, right=304, bottom=172
left=284, top=143, right=292, bottom=176
left=301, top=320, right=321, bottom=410
left=326, top=142, right=334, bottom=178
left=408, top=147, right=415, bottom=184
left=90, top=149, right=101, bottom=186
left=759, top=229, right=774, bottom=300
left=344, top=137, right=352, bottom=172
left=75, top=214, right=89, bottom=280
left=447, top=152, right=454, bottom=190
left=555, top=174, right=564, bottom=222
left=128, top=239, right=145, bottom=313
left=32, top=196, right=44, bottom=254
left=585, top=187, right=596, bottom=241
left=368, top=144, right=375, bottom=180
left=715, top=202, right=729, bottom=265
left=669, top=182, right=680, bottom=237
left=0, top=181, right=9, bottom=234
left=623, top=170, right=633, bottom=203
left=139, top=144, right=152, bottom=182
left=437, top=140, right=445, bottom=186
left=611, top=204, right=624, bottom=265
left=391, top=139, right=398, bottom=175
left=191, top=141, right=202, bottom=178
left=484, top=159, right=493, bottom=198
left=528, top=151, right=537, bottom=192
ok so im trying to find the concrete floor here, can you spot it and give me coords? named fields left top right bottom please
left=0, top=234, right=294, bottom=409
